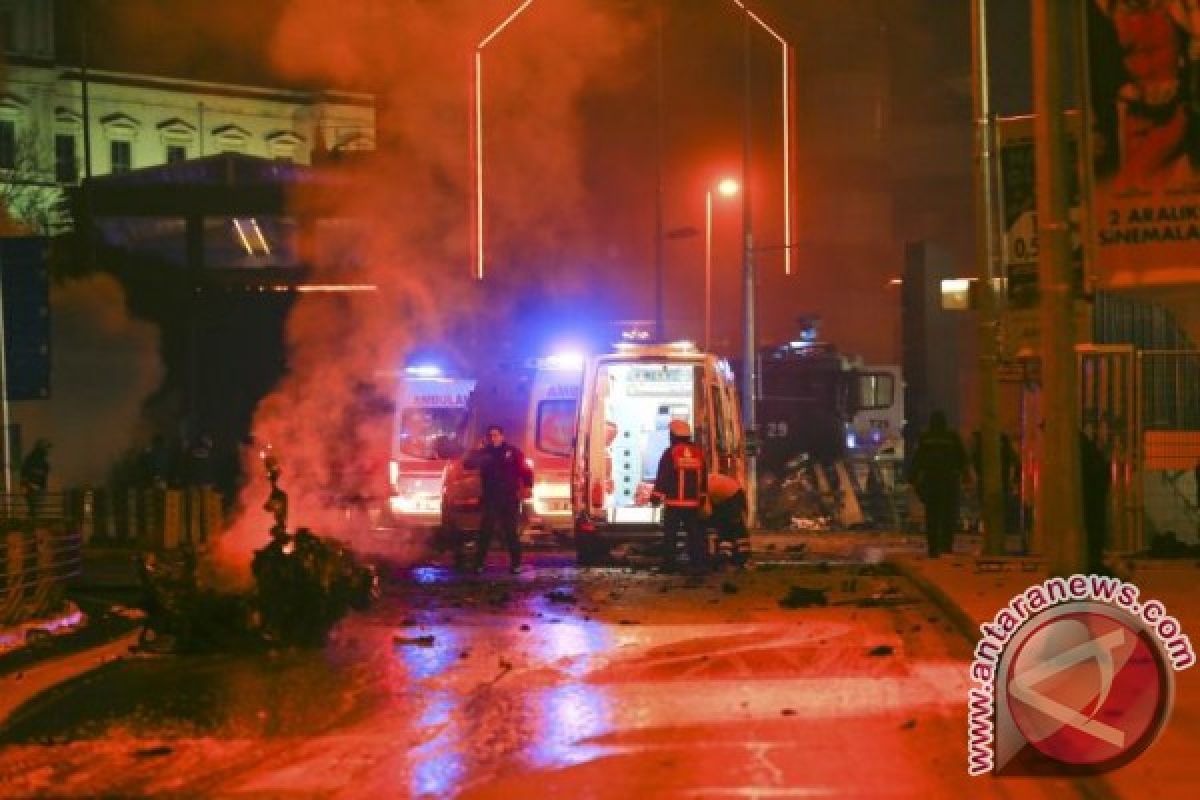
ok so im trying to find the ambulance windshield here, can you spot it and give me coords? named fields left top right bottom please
left=397, top=407, right=469, bottom=460
left=535, top=398, right=577, bottom=457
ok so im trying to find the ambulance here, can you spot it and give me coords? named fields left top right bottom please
left=521, top=352, right=585, bottom=542
left=570, top=341, right=747, bottom=564
left=386, top=366, right=474, bottom=526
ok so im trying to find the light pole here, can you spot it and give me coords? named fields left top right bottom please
left=705, top=177, right=740, bottom=351
left=472, top=0, right=537, bottom=281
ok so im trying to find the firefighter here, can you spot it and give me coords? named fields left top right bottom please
left=465, top=424, right=533, bottom=574
left=651, top=420, right=709, bottom=574
left=705, top=471, right=749, bottom=569
left=910, top=410, right=968, bottom=558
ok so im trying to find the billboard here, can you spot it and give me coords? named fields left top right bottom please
left=1, top=237, right=51, bottom=401
left=1087, top=0, right=1200, bottom=287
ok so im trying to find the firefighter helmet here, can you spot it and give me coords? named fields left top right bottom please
left=669, top=420, right=691, bottom=438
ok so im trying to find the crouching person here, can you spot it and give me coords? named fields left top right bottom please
left=706, top=472, right=749, bottom=569
left=651, top=420, right=709, bottom=575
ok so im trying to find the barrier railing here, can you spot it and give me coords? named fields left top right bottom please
left=64, top=487, right=225, bottom=549
left=1, top=493, right=82, bottom=626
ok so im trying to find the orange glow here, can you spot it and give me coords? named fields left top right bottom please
left=293, top=284, right=379, bottom=293
left=716, top=177, right=740, bottom=197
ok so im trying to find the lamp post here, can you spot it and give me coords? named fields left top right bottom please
left=705, top=177, right=740, bottom=351
left=472, top=0, right=537, bottom=281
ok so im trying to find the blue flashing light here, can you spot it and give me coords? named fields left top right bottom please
left=406, top=364, right=444, bottom=378
left=845, top=431, right=858, bottom=450
left=544, top=350, right=586, bottom=371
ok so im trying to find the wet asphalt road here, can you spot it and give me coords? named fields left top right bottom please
left=0, top=545, right=1103, bottom=798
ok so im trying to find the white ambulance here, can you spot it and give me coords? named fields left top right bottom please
left=386, top=366, right=474, bottom=526
left=522, top=353, right=585, bottom=542
left=570, top=342, right=747, bottom=564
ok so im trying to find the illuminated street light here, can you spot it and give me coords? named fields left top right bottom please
left=706, top=178, right=740, bottom=350
left=728, top=0, right=792, bottom=276
left=472, top=0, right=537, bottom=281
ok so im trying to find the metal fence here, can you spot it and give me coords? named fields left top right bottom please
left=65, top=487, right=225, bottom=548
left=1, top=493, right=82, bottom=625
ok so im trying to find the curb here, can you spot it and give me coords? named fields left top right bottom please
left=886, top=556, right=980, bottom=644
left=0, top=629, right=141, bottom=729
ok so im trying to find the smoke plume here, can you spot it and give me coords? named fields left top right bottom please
left=209, top=0, right=645, bottom=576
left=23, top=275, right=163, bottom=486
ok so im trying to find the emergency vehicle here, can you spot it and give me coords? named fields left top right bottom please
left=570, top=341, right=746, bottom=565
left=521, top=353, right=584, bottom=541
left=386, top=366, right=474, bottom=526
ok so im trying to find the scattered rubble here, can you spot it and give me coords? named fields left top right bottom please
left=393, top=635, right=436, bottom=647
left=778, top=586, right=829, bottom=609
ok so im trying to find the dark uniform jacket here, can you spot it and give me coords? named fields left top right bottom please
left=910, top=428, right=967, bottom=500
left=466, top=443, right=533, bottom=508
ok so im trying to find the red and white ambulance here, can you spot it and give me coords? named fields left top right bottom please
left=386, top=366, right=474, bottom=527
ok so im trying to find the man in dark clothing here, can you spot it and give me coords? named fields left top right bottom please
left=20, top=439, right=51, bottom=520
left=651, top=420, right=709, bottom=574
left=1080, top=432, right=1111, bottom=574
left=910, top=411, right=967, bottom=558
left=464, top=424, right=533, bottom=574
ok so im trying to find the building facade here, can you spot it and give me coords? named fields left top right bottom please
left=1, top=0, right=375, bottom=233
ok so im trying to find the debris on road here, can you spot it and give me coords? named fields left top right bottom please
left=133, top=746, right=173, bottom=758
left=778, top=586, right=829, bottom=608
left=393, top=634, right=436, bottom=647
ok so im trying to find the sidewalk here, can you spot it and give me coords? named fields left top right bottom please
left=892, top=551, right=1200, bottom=798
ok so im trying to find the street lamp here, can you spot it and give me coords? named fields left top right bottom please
left=472, top=0, right=537, bottom=281
left=705, top=178, right=740, bottom=350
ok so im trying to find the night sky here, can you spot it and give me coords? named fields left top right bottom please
left=42, top=0, right=1052, bottom=364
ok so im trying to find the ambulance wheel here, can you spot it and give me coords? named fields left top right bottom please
left=575, top=539, right=607, bottom=567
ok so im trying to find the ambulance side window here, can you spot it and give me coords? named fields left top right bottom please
left=712, top=384, right=730, bottom=456
left=724, top=382, right=741, bottom=453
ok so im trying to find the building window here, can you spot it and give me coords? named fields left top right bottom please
left=1, top=10, right=14, bottom=54
left=166, top=144, right=187, bottom=164
left=55, top=134, right=78, bottom=183
left=110, top=140, right=132, bottom=174
left=0, top=119, right=15, bottom=169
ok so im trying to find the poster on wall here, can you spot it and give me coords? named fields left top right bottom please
left=1087, top=0, right=1200, bottom=287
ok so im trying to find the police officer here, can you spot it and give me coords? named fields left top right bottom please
left=651, top=420, right=708, bottom=574
left=465, top=424, right=533, bottom=574
left=910, top=410, right=968, bottom=558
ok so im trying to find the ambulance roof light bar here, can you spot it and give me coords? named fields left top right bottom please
left=405, top=365, right=444, bottom=378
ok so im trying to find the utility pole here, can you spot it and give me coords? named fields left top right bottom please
left=971, top=0, right=1007, bottom=555
left=1032, top=0, right=1086, bottom=574
left=741, top=6, right=758, bottom=526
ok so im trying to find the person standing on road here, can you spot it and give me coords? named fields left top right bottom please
left=465, top=424, right=533, bottom=574
left=910, top=411, right=968, bottom=558
left=651, top=420, right=709, bottom=574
